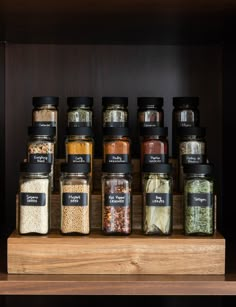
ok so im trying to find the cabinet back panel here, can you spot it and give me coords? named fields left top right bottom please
left=5, top=44, right=222, bottom=230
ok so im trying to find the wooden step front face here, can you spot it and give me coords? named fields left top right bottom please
left=7, top=231, right=225, bottom=275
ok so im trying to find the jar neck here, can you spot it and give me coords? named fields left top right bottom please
left=185, top=173, right=210, bottom=179
left=180, top=135, right=204, bottom=141
left=21, top=172, right=49, bottom=178
left=69, top=106, right=91, bottom=110
left=29, top=135, right=54, bottom=141
left=34, top=105, right=57, bottom=110
left=104, top=105, right=126, bottom=110
left=67, top=135, right=92, bottom=140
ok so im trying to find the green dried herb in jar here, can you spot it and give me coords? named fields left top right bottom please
left=178, top=126, right=206, bottom=192
left=142, top=163, right=173, bottom=235
left=67, top=97, right=93, bottom=127
left=102, top=97, right=128, bottom=127
left=183, top=164, right=214, bottom=236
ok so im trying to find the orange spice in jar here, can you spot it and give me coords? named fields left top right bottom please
left=103, top=127, right=131, bottom=163
left=65, top=127, right=94, bottom=188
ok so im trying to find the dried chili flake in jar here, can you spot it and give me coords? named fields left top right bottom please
left=102, top=163, right=132, bottom=235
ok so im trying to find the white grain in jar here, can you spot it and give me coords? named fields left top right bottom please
left=19, top=162, right=51, bottom=235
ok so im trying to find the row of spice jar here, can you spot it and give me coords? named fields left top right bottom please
left=18, top=161, right=214, bottom=236
left=31, top=95, right=200, bottom=158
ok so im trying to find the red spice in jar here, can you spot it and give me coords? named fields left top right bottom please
left=140, top=127, right=168, bottom=168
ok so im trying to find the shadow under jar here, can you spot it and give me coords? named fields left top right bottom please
left=102, top=163, right=132, bottom=235
left=142, top=163, right=173, bottom=235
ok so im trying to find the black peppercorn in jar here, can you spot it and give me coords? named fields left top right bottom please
left=102, top=97, right=128, bottom=127
left=18, top=162, right=51, bottom=235
left=102, top=163, right=132, bottom=235
left=32, top=96, right=59, bottom=157
left=142, top=163, right=173, bottom=235
left=172, top=96, right=200, bottom=158
left=178, top=127, right=206, bottom=192
left=27, top=126, right=56, bottom=191
left=60, top=163, right=91, bottom=235
left=137, top=97, right=164, bottom=128
left=67, top=96, right=93, bottom=127
left=183, top=164, right=214, bottom=236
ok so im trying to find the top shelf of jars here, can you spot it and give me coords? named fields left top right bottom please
left=1, top=0, right=235, bottom=44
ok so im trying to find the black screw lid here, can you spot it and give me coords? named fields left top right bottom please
left=32, top=96, right=59, bottom=107
left=102, top=163, right=132, bottom=173
left=61, top=162, right=91, bottom=174
left=103, top=127, right=130, bottom=136
left=67, top=97, right=93, bottom=107
left=177, top=127, right=206, bottom=137
left=20, top=162, right=51, bottom=173
left=140, top=127, right=168, bottom=136
left=173, top=97, right=199, bottom=108
left=66, top=127, right=94, bottom=137
left=28, top=126, right=56, bottom=136
left=137, top=97, right=163, bottom=108
left=102, top=97, right=128, bottom=107
left=183, top=163, right=213, bottom=175
left=142, top=163, right=172, bottom=174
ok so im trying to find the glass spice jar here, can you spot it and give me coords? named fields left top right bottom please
left=27, top=126, right=56, bottom=191
left=60, top=163, right=91, bottom=235
left=178, top=126, right=206, bottom=192
left=67, top=96, right=93, bottom=127
left=102, top=97, right=128, bottom=127
left=183, top=164, right=214, bottom=236
left=18, top=162, right=51, bottom=235
left=142, top=163, right=173, bottom=235
left=103, top=127, right=131, bottom=163
left=172, top=96, right=200, bottom=158
left=102, top=163, right=132, bottom=235
left=140, top=127, right=168, bottom=168
left=137, top=97, right=164, bottom=128
left=32, top=96, right=59, bottom=157
left=65, top=127, right=94, bottom=188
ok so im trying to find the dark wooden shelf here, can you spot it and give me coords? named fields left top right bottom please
left=1, top=272, right=236, bottom=295
left=1, top=0, right=236, bottom=43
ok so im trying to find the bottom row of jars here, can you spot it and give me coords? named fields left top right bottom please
left=18, top=162, right=214, bottom=236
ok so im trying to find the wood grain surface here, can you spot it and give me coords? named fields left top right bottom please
left=8, top=231, right=225, bottom=275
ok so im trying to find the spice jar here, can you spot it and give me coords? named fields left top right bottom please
left=67, top=96, right=93, bottom=127
left=137, top=97, right=164, bottom=127
left=142, top=163, right=173, bottom=235
left=140, top=127, right=168, bottom=168
left=60, top=163, right=91, bottom=235
left=172, top=96, right=200, bottom=158
left=102, top=163, right=132, bottom=235
left=65, top=127, right=94, bottom=187
left=178, top=127, right=206, bottom=192
left=27, top=126, right=56, bottom=191
left=102, top=97, right=128, bottom=127
left=18, top=162, right=51, bottom=235
left=183, top=164, right=214, bottom=236
left=32, top=96, right=59, bottom=157
left=103, top=127, right=131, bottom=163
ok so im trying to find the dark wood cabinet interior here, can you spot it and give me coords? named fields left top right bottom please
left=0, top=0, right=236, bottom=301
